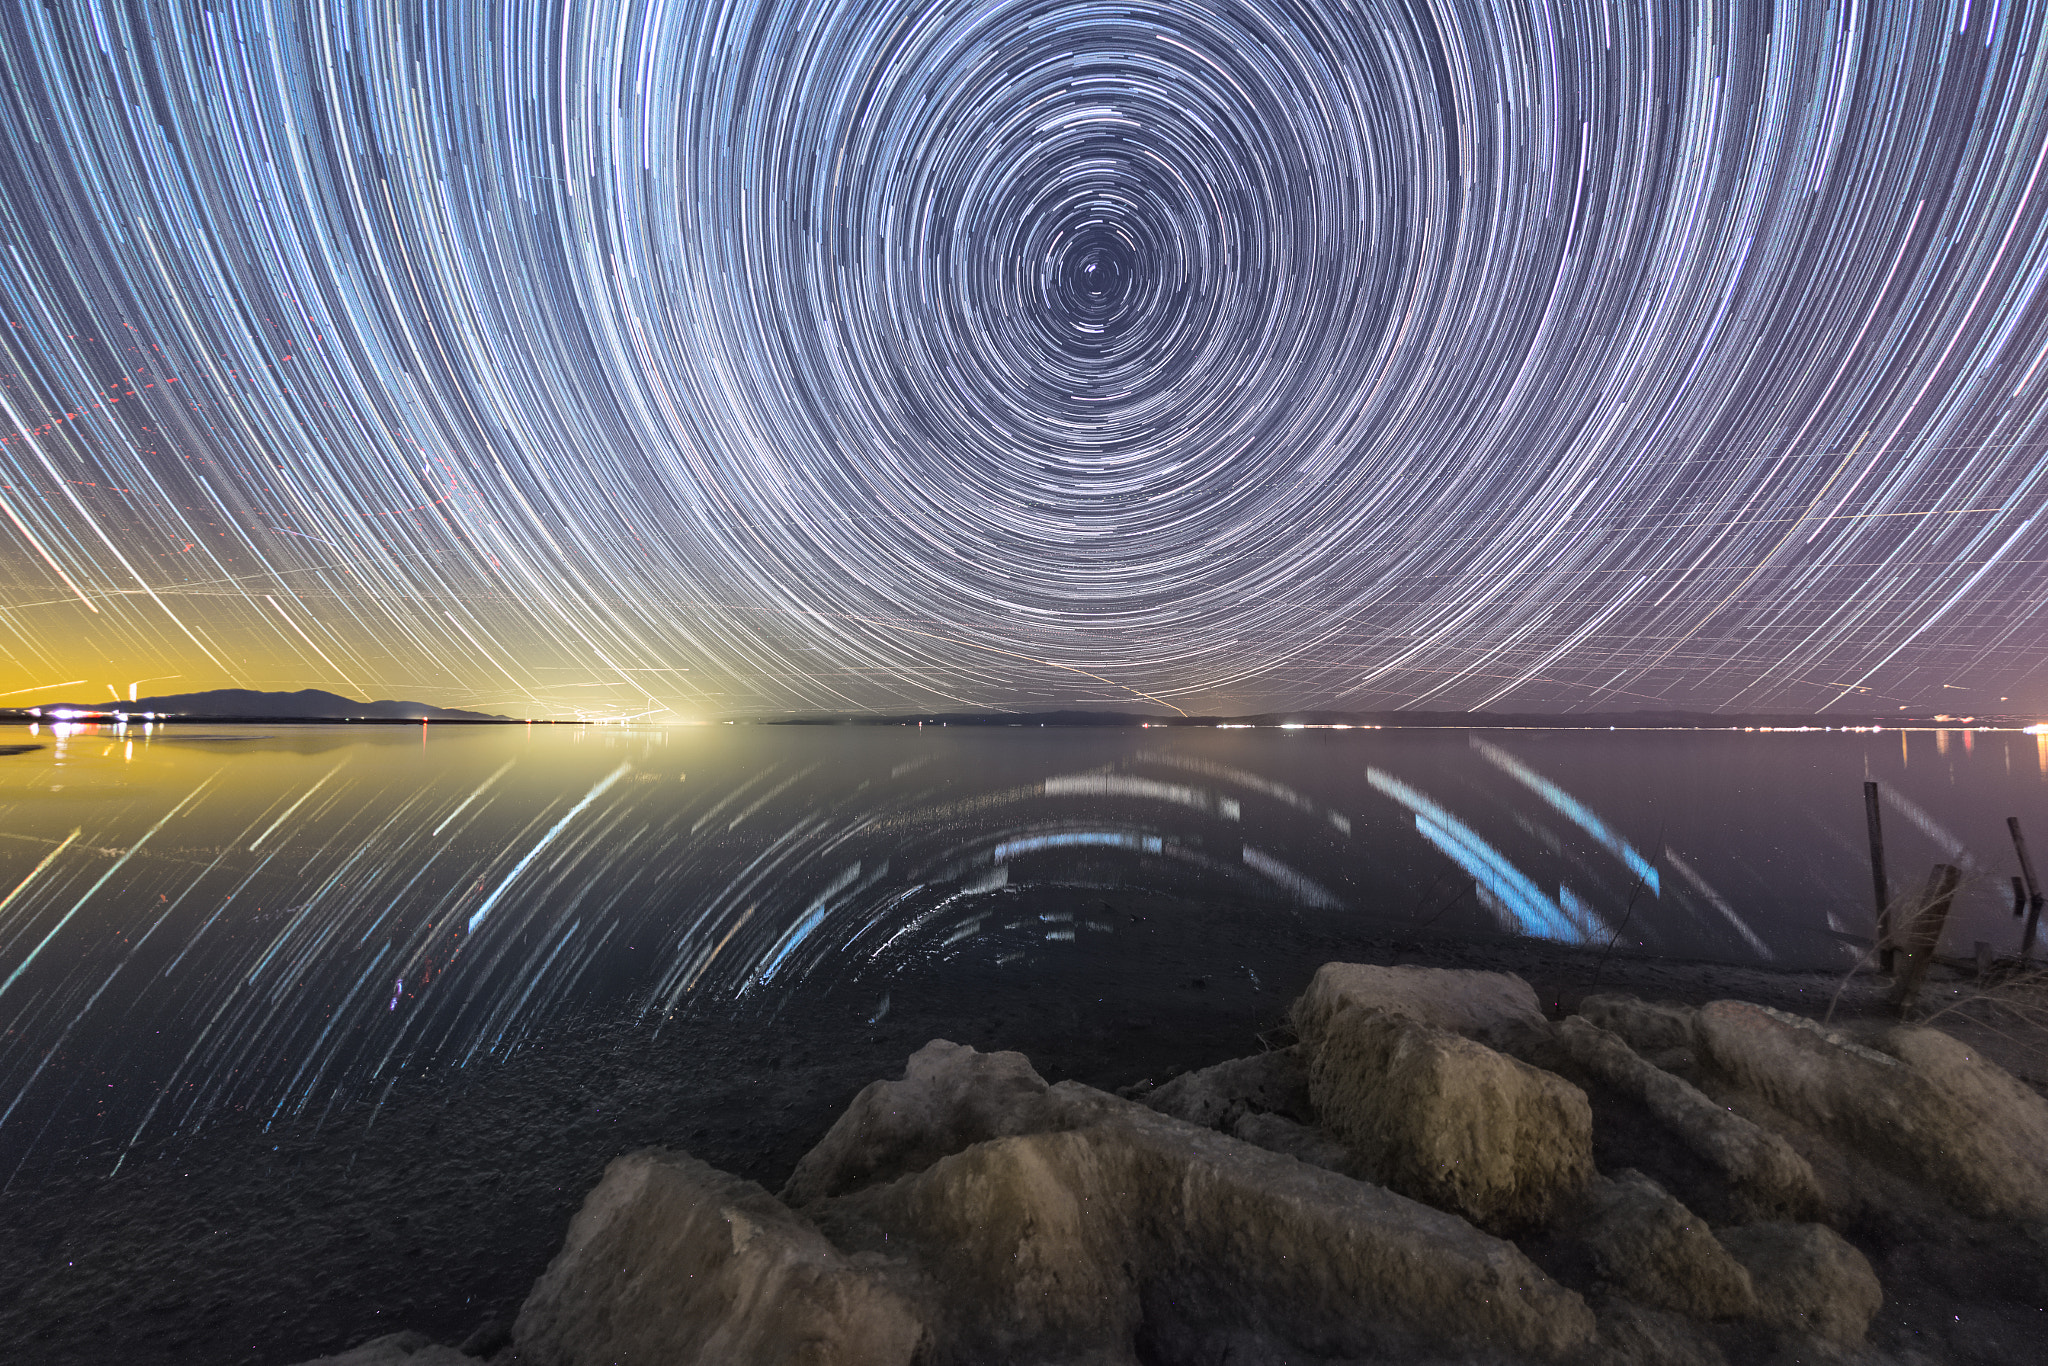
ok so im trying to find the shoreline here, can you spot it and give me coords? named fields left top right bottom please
left=0, top=921, right=2041, bottom=1365
left=9, top=712, right=2041, bottom=730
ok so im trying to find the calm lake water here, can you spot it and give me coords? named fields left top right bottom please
left=3, top=720, right=2044, bottom=1178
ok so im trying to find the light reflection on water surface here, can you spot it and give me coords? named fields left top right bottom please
left=2, top=720, right=2043, bottom=1174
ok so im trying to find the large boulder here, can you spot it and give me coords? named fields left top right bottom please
left=513, top=1149, right=924, bottom=1366
left=815, top=1082, right=1597, bottom=1364
left=1714, top=1221, right=1883, bottom=1346
left=1228, top=1110, right=1361, bottom=1176
left=1577, top=994, right=1701, bottom=1058
left=1141, top=1045, right=1311, bottom=1129
left=1309, top=1005, right=1594, bottom=1228
left=1533, top=1014, right=1821, bottom=1218
left=814, top=1129, right=1142, bottom=1358
left=1876, top=1023, right=2048, bottom=1212
left=287, top=1333, right=472, bottom=1366
left=781, top=1039, right=1056, bottom=1206
left=1587, top=1299, right=1730, bottom=1366
left=1570, top=1170, right=1757, bottom=1320
left=1695, top=1001, right=2048, bottom=1219
left=1291, top=963, right=1546, bottom=1045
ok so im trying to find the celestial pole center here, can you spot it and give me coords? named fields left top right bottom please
left=1, top=0, right=2045, bottom=716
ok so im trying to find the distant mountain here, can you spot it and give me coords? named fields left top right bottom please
left=19, top=688, right=512, bottom=722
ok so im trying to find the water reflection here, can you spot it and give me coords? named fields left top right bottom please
left=1, top=721, right=2043, bottom=1176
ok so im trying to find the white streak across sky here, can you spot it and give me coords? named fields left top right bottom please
left=4, top=0, right=2048, bottom=715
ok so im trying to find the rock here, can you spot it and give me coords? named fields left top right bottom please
left=815, top=1128, right=1141, bottom=1358
left=1571, top=1170, right=1757, bottom=1320
left=1291, top=962, right=1546, bottom=1046
left=781, top=1038, right=1056, bottom=1205
left=1539, top=1015, right=1821, bottom=1218
left=512, top=1148, right=924, bottom=1366
left=1695, top=1001, right=2048, bottom=1219
left=456, top=1317, right=510, bottom=1358
left=1228, top=1110, right=1359, bottom=1176
left=1714, top=1221, right=1882, bottom=1346
left=815, top=1082, right=1596, bottom=1363
left=1587, top=1297, right=1729, bottom=1366
left=1578, top=993, right=1701, bottom=1056
left=288, top=1332, right=473, bottom=1366
left=1309, top=1005, right=1594, bottom=1228
left=1874, top=1024, right=2048, bottom=1212
left=1141, top=1045, right=1311, bottom=1129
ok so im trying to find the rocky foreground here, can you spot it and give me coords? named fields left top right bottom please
left=296, top=964, right=2048, bottom=1365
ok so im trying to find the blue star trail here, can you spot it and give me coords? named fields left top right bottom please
left=3, top=0, right=2048, bottom=715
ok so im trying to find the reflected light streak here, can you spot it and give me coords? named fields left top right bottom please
left=1473, top=739, right=1661, bottom=894
left=466, top=762, right=632, bottom=934
left=1367, top=768, right=1588, bottom=943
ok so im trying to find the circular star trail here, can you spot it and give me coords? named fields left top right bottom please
left=3, top=0, right=2048, bottom=714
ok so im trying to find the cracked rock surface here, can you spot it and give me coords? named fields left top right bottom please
left=285, top=962, right=2048, bottom=1366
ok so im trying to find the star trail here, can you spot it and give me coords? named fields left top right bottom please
left=4, top=0, right=2048, bottom=715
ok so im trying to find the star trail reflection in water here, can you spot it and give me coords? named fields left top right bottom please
left=1, top=720, right=2044, bottom=1177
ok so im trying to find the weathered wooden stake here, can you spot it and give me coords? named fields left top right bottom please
left=1865, top=781, right=1892, bottom=971
left=2015, top=875, right=2029, bottom=917
left=2008, top=817, right=2044, bottom=969
left=1889, top=862, right=1962, bottom=1013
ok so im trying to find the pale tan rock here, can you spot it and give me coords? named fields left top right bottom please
left=1544, top=1015, right=1821, bottom=1218
left=1714, top=1221, right=1882, bottom=1345
left=1141, top=1045, right=1310, bottom=1130
left=1875, top=1024, right=2048, bottom=1215
left=1578, top=993, right=1701, bottom=1056
left=1309, top=1004, right=1593, bottom=1228
left=1587, top=1298, right=1730, bottom=1366
left=781, top=1038, right=1056, bottom=1206
left=1228, top=1109, right=1360, bottom=1176
left=816, top=1129, right=1142, bottom=1358
left=513, top=1148, right=924, bottom=1366
left=1696, top=1001, right=2048, bottom=1219
left=1573, top=1170, right=1757, bottom=1320
left=818, top=1083, right=1597, bottom=1363
left=1290, top=962, right=1546, bottom=1045
left=287, top=1332, right=472, bottom=1366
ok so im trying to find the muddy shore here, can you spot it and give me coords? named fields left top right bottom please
left=1, top=887, right=2040, bottom=1365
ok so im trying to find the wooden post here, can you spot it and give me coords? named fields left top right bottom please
left=1865, top=782, right=1893, bottom=971
left=2008, top=818, right=2044, bottom=969
left=1890, top=863, right=1962, bottom=1013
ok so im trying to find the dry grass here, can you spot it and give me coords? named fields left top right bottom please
left=1826, top=862, right=2048, bottom=1070
left=1916, top=968, right=2048, bottom=1060
left=1825, top=864, right=2044, bottom=1030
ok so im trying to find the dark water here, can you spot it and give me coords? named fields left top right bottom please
left=2, top=719, right=2044, bottom=1180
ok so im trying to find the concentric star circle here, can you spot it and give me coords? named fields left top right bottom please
left=4, top=0, right=2048, bottom=714
left=636, top=0, right=1428, bottom=625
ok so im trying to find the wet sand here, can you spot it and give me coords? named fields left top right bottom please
left=0, top=887, right=2040, bottom=1365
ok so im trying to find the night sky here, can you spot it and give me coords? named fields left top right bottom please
left=3, top=0, right=2047, bottom=719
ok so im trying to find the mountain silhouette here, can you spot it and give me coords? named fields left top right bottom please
left=26, top=688, right=510, bottom=721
